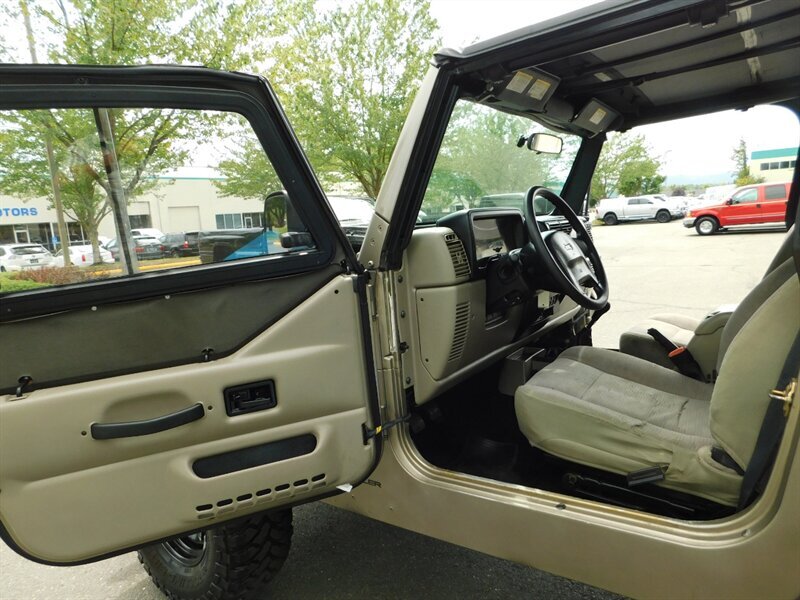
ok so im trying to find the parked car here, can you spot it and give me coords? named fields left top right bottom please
left=683, top=181, right=792, bottom=235
left=53, top=244, right=114, bottom=267
left=130, top=227, right=165, bottom=240
left=159, top=232, right=199, bottom=257
left=0, top=243, right=54, bottom=271
left=103, top=235, right=165, bottom=260
left=197, top=228, right=270, bottom=264
left=329, top=196, right=375, bottom=250
left=596, top=195, right=681, bottom=225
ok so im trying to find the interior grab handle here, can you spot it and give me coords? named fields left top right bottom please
left=91, top=403, right=205, bottom=440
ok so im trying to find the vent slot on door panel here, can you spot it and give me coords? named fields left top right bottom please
left=195, top=472, right=327, bottom=520
left=445, top=233, right=471, bottom=278
left=448, top=302, right=471, bottom=362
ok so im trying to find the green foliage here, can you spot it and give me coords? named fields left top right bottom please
left=269, top=0, right=439, bottom=199
left=0, top=274, right=47, bottom=293
left=731, top=138, right=764, bottom=186
left=1, top=0, right=273, bottom=263
left=424, top=102, right=557, bottom=212
left=590, top=133, right=664, bottom=202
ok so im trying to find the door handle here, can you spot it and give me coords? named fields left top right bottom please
left=91, top=403, right=205, bottom=440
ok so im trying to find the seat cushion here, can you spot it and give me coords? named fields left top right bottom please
left=516, top=346, right=742, bottom=505
left=619, top=313, right=700, bottom=370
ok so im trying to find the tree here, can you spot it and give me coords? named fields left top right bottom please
left=268, top=0, right=439, bottom=199
left=731, top=138, right=764, bottom=186
left=0, top=0, right=274, bottom=265
left=424, top=102, right=556, bottom=213
left=215, top=136, right=286, bottom=229
left=590, top=133, right=664, bottom=203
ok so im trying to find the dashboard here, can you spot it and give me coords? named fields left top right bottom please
left=398, top=208, right=587, bottom=405
left=439, top=209, right=526, bottom=272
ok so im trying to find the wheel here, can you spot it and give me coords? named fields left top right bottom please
left=170, top=248, right=180, bottom=258
left=655, top=209, right=671, bottom=223
left=695, top=216, right=718, bottom=236
left=0, top=266, right=6, bottom=272
left=138, top=509, right=293, bottom=600
left=603, top=212, right=618, bottom=226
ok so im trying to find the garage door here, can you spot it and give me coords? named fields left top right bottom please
left=168, top=206, right=201, bottom=231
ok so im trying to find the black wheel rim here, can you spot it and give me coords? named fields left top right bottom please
left=160, top=532, right=207, bottom=567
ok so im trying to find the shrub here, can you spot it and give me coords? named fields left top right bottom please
left=10, top=266, right=101, bottom=286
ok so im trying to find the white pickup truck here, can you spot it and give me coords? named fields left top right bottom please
left=596, top=195, right=685, bottom=225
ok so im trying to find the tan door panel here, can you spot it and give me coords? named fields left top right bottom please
left=0, top=275, right=376, bottom=563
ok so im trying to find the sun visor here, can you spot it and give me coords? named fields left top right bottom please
left=572, top=98, right=620, bottom=134
left=494, top=68, right=560, bottom=112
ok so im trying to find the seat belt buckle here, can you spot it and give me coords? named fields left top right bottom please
left=626, top=465, right=667, bottom=487
left=769, top=378, right=797, bottom=417
left=667, top=346, right=688, bottom=358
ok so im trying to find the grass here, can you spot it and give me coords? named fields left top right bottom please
left=0, top=274, right=48, bottom=293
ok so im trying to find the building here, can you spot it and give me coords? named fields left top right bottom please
left=750, top=147, right=798, bottom=183
left=0, top=168, right=265, bottom=249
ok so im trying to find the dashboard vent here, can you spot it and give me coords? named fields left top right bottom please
left=448, top=302, right=470, bottom=362
left=445, top=233, right=471, bottom=278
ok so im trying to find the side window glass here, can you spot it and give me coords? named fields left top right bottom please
left=764, top=185, right=786, bottom=200
left=0, top=108, right=315, bottom=292
left=732, top=188, right=758, bottom=203
left=627, top=199, right=639, bottom=205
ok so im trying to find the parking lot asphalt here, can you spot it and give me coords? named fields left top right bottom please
left=0, top=219, right=787, bottom=600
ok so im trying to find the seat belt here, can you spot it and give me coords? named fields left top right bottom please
left=646, top=328, right=705, bottom=381
left=737, top=332, right=800, bottom=510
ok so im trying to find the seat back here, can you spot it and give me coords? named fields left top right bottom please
left=716, top=258, right=796, bottom=370
left=764, top=225, right=795, bottom=276
left=710, top=272, right=799, bottom=469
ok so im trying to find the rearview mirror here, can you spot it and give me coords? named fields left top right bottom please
left=725, top=198, right=734, bottom=205
left=527, top=132, right=562, bottom=155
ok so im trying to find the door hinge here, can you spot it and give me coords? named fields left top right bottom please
left=362, top=414, right=410, bottom=443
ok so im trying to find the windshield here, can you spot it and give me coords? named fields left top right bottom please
left=418, top=100, right=580, bottom=224
left=329, top=196, right=375, bottom=222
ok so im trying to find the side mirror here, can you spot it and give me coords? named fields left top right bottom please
left=264, top=190, right=289, bottom=230
left=527, top=132, right=563, bottom=155
left=725, top=198, right=734, bottom=205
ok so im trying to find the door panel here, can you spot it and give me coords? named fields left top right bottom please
left=0, top=66, right=377, bottom=564
left=0, top=276, right=375, bottom=563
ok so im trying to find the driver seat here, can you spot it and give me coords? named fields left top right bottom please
left=514, top=258, right=798, bottom=506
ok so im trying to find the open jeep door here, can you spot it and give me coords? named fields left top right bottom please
left=0, top=66, right=380, bottom=564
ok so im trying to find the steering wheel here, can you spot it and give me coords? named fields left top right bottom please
left=523, top=186, right=609, bottom=310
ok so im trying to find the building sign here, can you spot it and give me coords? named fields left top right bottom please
left=0, top=206, right=40, bottom=218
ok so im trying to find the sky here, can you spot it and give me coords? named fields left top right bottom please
left=1, top=0, right=797, bottom=185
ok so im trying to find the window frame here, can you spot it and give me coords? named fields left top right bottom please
left=0, top=83, right=342, bottom=321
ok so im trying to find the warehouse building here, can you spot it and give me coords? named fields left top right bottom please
left=0, top=168, right=265, bottom=250
left=751, top=147, right=798, bottom=183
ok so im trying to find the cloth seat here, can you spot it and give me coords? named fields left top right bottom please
left=515, top=259, right=799, bottom=506
left=619, top=226, right=796, bottom=369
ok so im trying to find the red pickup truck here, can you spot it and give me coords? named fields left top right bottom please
left=683, top=182, right=791, bottom=235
